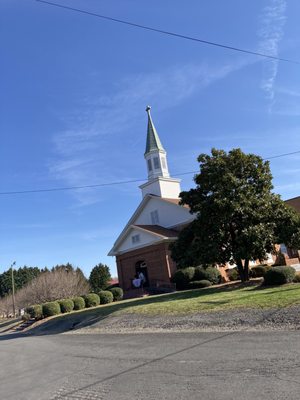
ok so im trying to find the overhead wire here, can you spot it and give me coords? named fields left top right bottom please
left=12, top=2, right=298, bottom=196
left=35, top=0, right=300, bottom=65
left=1, top=150, right=300, bottom=196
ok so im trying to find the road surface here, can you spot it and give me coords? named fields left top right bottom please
left=0, top=330, right=299, bottom=399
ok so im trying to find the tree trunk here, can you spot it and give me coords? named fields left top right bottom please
left=244, top=259, right=250, bottom=282
left=236, top=259, right=250, bottom=282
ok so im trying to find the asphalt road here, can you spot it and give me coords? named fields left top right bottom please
left=0, top=331, right=300, bottom=400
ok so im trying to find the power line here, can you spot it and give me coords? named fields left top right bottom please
left=35, top=0, right=300, bottom=65
left=263, top=149, right=300, bottom=160
left=1, top=150, right=300, bottom=196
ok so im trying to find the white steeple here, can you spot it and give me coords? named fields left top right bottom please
left=140, top=106, right=181, bottom=199
left=144, top=105, right=170, bottom=180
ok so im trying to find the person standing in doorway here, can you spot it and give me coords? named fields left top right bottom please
left=138, top=271, right=146, bottom=287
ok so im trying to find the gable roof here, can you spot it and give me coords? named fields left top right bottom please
left=134, top=225, right=179, bottom=237
left=285, top=196, right=300, bottom=213
left=108, top=194, right=191, bottom=256
left=161, top=197, right=190, bottom=208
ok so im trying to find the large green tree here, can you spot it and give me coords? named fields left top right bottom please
left=89, top=263, right=111, bottom=292
left=171, top=148, right=300, bottom=281
left=0, top=266, right=41, bottom=297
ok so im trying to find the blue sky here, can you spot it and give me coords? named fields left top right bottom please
left=1, top=0, right=300, bottom=277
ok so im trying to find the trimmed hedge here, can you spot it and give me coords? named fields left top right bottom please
left=84, top=293, right=100, bottom=308
left=293, top=273, right=300, bottom=283
left=59, top=299, right=74, bottom=313
left=188, top=280, right=212, bottom=289
left=73, top=296, right=86, bottom=310
left=26, top=304, right=43, bottom=320
left=264, top=266, right=296, bottom=286
left=171, top=267, right=195, bottom=290
left=250, top=265, right=270, bottom=278
left=227, top=268, right=239, bottom=281
left=194, top=266, right=221, bottom=284
left=42, top=301, right=61, bottom=317
left=109, top=287, right=124, bottom=301
left=99, top=290, right=114, bottom=304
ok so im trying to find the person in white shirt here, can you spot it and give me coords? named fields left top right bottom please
left=138, top=271, right=146, bottom=287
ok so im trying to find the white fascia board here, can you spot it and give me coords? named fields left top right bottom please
left=111, top=237, right=177, bottom=257
left=108, top=194, right=188, bottom=256
left=133, top=225, right=166, bottom=238
left=167, top=216, right=196, bottom=230
left=109, top=224, right=175, bottom=256
left=108, top=195, right=156, bottom=255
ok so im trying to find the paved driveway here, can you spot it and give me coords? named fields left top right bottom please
left=0, top=331, right=299, bottom=399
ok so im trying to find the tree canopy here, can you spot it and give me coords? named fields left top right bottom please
left=171, top=148, right=300, bottom=281
left=0, top=266, right=41, bottom=298
left=89, top=263, right=112, bottom=292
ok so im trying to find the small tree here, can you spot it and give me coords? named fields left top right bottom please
left=89, top=263, right=111, bottom=292
left=171, top=148, right=300, bottom=282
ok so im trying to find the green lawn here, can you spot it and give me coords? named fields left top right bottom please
left=115, top=282, right=300, bottom=315
left=66, top=281, right=300, bottom=319
left=22, top=282, right=300, bottom=334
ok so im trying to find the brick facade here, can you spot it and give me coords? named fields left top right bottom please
left=116, top=242, right=177, bottom=291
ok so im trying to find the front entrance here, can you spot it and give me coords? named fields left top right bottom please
left=135, top=260, right=149, bottom=287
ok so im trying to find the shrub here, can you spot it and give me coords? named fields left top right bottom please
left=264, top=266, right=296, bottom=286
left=42, top=301, right=61, bottom=317
left=73, top=296, right=86, bottom=310
left=171, top=267, right=195, bottom=290
left=227, top=268, right=239, bottom=281
left=187, top=280, right=212, bottom=289
left=26, top=304, right=43, bottom=320
left=59, top=299, right=74, bottom=313
left=99, top=290, right=114, bottom=304
left=194, top=266, right=221, bottom=284
left=22, top=313, right=31, bottom=322
left=194, top=266, right=206, bottom=281
left=109, top=287, right=123, bottom=301
left=250, top=265, right=270, bottom=278
left=205, top=267, right=222, bottom=284
left=293, top=273, right=300, bottom=283
left=84, top=293, right=100, bottom=308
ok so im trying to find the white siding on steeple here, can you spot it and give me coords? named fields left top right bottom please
left=145, top=151, right=170, bottom=180
left=140, top=177, right=181, bottom=199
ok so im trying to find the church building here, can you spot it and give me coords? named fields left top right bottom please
left=108, top=106, right=194, bottom=291
left=109, top=108, right=300, bottom=292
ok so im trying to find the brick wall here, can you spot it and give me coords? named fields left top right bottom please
left=116, top=242, right=177, bottom=291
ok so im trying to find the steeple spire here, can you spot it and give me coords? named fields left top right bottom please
left=145, top=106, right=165, bottom=155
left=140, top=106, right=181, bottom=199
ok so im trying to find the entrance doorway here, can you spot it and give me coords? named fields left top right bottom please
left=135, top=260, right=149, bottom=287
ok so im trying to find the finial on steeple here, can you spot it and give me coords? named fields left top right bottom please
left=146, top=105, right=151, bottom=113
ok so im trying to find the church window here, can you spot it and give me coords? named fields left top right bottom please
left=161, top=157, right=167, bottom=169
left=132, top=234, right=140, bottom=244
left=150, top=210, right=159, bottom=224
left=147, top=159, right=152, bottom=171
left=153, top=157, right=160, bottom=169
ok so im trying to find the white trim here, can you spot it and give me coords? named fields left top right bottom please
left=167, top=216, right=195, bottom=229
left=109, top=224, right=177, bottom=256
left=113, top=237, right=177, bottom=256
left=108, top=194, right=188, bottom=255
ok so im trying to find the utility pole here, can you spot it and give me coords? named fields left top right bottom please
left=11, top=261, right=16, bottom=317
